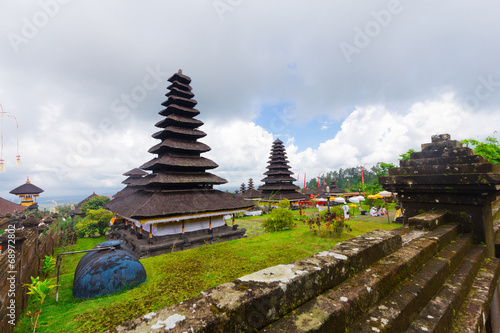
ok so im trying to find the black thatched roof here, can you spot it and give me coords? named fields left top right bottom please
left=106, top=189, right=252, bottom=220
left=242, top=188, right=261, bottom=199
left=0, top=197, right=27, bottom=216
left=107, top=70, right=252, bottom=219
left=10, top=178, right=44, bottom=195
left=260, top=139, right=304, bottom=201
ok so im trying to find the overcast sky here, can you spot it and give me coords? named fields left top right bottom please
left=1, top=0, right=499, bottom=205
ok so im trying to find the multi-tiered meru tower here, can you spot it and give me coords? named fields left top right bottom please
left=106, top=70, right=253, bottom=258
left=260, top=139, right=305, bottom=202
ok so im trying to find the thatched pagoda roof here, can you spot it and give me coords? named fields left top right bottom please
left=106, top=70, right=253, bottom=220
left=123, top=168, right=148, bottom=177
left=260, top=139, right=304, bottom=201
left=10, top=178, right=44, bottom=195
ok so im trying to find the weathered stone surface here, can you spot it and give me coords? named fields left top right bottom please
left=451, top=258, right=500, bottom=333
left=380, top=134, right=500, bottom=256
left=406, top=246, right=486, bottom=333
left=408, top=211, right=449, bottom=231
left=112, top=230, right=401, bottom=332
left=262, top=225, right=460, bottom=333
left=349, top=234, right=473, bottom=332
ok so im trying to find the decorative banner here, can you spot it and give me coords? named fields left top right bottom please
left=0, top=104, right=21, bottom=172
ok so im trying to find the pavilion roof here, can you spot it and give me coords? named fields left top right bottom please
left=9, top=178, right=44, bottom=195
left=0, top=197, right=28, bottom=216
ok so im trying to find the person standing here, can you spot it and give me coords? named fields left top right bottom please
left=342, top=202, right=350, bottom=220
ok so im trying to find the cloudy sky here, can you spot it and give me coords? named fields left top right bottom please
left=1, top=0, right=499, bottom=205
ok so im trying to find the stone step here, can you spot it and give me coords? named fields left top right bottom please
left=404, top=245, right=486, bottom=332
left=450, top=257, right=500, bottom=333
left=408, top=211, right=448, bottom=231
left=348, top=233, right=473, bottom=332
left=260, top=225, right=460, bottom=333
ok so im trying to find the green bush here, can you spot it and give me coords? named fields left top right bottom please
left=80, top=196, right=111, bottom=215
left=74, top=209, right=112, bottom=237
left=263, top=207, right=294, bottom=232
left=278, top=198, right=290, bottom=208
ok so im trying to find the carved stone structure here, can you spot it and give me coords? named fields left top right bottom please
left=380, top=134, right=500, bottom=256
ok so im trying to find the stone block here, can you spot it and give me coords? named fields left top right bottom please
left=408, top=211, right=449, bottom=230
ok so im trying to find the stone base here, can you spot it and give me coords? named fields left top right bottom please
left=109, top=224, right=246, bottom=259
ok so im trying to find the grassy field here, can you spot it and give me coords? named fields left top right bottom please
left=15, top=209, right=401, bottom=333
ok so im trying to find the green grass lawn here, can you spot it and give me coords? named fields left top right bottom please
left=15, top=211, right=401, bottom=333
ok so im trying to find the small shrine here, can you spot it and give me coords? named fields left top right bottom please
left=106, top=70, right=253, bottom=258
left=260, top=139, right=305, bottom=202
left=9, top=177, right=43, bottom=207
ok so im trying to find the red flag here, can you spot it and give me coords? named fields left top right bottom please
left=318, top=173, right=320, bottom=188
left=362, top=164, right=366, bottom=195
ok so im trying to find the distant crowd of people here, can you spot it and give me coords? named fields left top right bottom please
left=369, top=205, right=387, bottom=216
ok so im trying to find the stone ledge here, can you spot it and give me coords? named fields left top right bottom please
left=111, top=230, right=401, bottom=332
left=261, top=225, right=461, bottom=332
left=408, top=211, right=449, bottom=230
left=350, top=233, right=473, bottom=332
left=406, top=246, right=486, bottom=332
left=451, top=257, right=500, bottom=332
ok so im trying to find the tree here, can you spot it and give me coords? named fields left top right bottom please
left=75, top=208, right=112, bottom=237
left=80, top=196, right=111, bottom=215
left=461, top=136, right=500, bottom=163
left=399, top=148, right=416, bottom=161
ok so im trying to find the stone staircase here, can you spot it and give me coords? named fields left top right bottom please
left=261, top=223, right=500, bottom=333
left=113, top=220, right=500, bottom=333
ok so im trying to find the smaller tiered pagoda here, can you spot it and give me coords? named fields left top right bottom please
left=260, top=139, right=305, bottom=202
left=9, top=177, right=43, bottom=207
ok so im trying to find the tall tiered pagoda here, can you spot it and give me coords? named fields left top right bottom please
left=106, top=70, right=253, bottom=258
left=260, top=139, right=305, bottom=202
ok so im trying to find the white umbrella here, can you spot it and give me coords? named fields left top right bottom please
left=378, top=190, right=392, bottom=197
left=356, top=196, right=365, bottom=202
left=334, top=197, right=346, bottom=204
left=348, top=197, right=360, bottom=203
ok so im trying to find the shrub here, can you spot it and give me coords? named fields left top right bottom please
left=80, top=196, right=111, bottom=215
left=278, top=198, right=290, bottom=208
left=74, top=208, right=112, bottom=237
left=263, top=207, right=294, bottom=232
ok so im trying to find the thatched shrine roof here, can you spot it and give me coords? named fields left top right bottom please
left=242, top=188, right=262, bottom=199
left=106, top=69, right=253, bottom=220
left=0, top=197, right=27, bottom=216
left=10, top=178, right=44, bottom=195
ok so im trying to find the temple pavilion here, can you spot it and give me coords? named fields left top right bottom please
left=260, top=139, right=305, bottom=203
left=106, top=70, right=253, bottom=258
left=9, top=177, right=44, bottom=207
